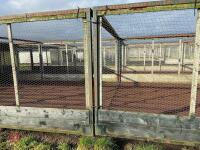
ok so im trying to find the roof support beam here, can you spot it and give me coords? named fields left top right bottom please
left=101, top=16, right=122, bottom=41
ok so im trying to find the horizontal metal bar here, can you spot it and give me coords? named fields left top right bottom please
left=101, top=16, right=122, bottom=40
left=0, top=36, right=41, bottom=44
left=0, top=8, right=87, bottom=24
left=95, top=0, right=200, bottom=16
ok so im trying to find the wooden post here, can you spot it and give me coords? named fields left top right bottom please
left=151, top=40, right=154, bottom=74
left=7, top=23, right=20, bottom=106
left=189, top=9, right=200, bottom=117
left=38, top=44, right=44, bottom=79
left=83, top=10, right=93, bottom=110
left=65, top=44, right=69, bottom=67
left=178, top=40, right=182, bottom=75
left=144, top=45, right=146, bottom=71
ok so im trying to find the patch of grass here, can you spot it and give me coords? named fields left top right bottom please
left=134, top=144, right=162, bottom=150
left=94, top=137, right=118, bottom=150
left=58, top=143, right=72, bottom=150
left=12, top=136, right=51, bottom=150
left=77, top=136, right=94, bottom=150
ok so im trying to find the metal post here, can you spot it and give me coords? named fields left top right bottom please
left=182, top=42, right=185, bottom=71
left=124, top=46, right=127, bottom=68
left=189, top=10, right=200, bottom=117
left=178, top=40, right=182, bottom=75
left=65, top=44, right=69, bottom=67
left=144, top=45, right=146, bottom=71
left=30, top=49, right=34, bottom=70
left=103, top=47, right=106, bottom=67
left=46, top=49, right=49, bottom=66
left=159, top=44, right=162, bottom=72
left=99, top=17, right=103, bottom=108
left=7, top=23, right=20, bottom=106
left=151, top=40, right=155, bottom=74
left=121, top=44, right=124, bottom=70
left=115, top=40, right=119, bottom=75
left=38, top=44, right=44, bottom=79
left=168, top=47, right=171, bottom=58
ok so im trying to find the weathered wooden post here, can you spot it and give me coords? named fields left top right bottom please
left=7, top=23, right=20, bottom=106
left=83, top=9, right=93, bottom=111
left=189, top=9, right=200, bottom=117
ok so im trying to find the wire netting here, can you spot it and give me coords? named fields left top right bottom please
left=0, top=36, right=16, bottom=106
left=0, top=18, right=86, bottom=109
left=100, top=9, right=196, bottom=116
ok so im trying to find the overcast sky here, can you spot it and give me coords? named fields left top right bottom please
left=0, top=0, right=157, bottom=16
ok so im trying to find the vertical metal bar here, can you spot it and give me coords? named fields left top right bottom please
left=124, top=45, right=127, bottom=68
left=30, top=49, right=34, bottom=70
left=121, top=44, right=124, bottom=70
left=38, top=44, right=44, bottom=79
left=115, top=40, right=119, bottom=75
left=151, top=40, right=154, bottom=75
left=7, top=23, right=20, bottom=106
left=99, top=17, right=103, bottom=108
left=178, top=40, right=182, bottom=75
left=46, top=49, right=49, bottom=66
left=144, top=45, right=146, bottom=71
left=168, top=47, right=171, bottom=58
left=65, top=44, right=69, bottom=67
left=182, top=42, right=185, bottom=71
left=159, top=43, right=162, bottom=72
left=103, top=47, right=106, bottom=67
left=189, top=10, right=200, bottom=117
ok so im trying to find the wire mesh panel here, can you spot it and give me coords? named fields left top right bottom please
left=0, top=37, right=16, bottom=106
left=100, top=9, right=196, bottom=116
left=1, top=18, right=86, bottom=109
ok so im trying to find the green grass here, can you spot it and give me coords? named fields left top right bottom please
left=94, top=137, right=118, bottom=150
left=77, top=136, right=94, bottom=150
left=134, top=144, right=162, bottom=150
left=13, top=136, right=51, bottom=150
left=58, top=143, right=72, bottom=150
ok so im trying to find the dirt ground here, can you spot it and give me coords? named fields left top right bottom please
left=0, top=81, right=199, bottom=117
